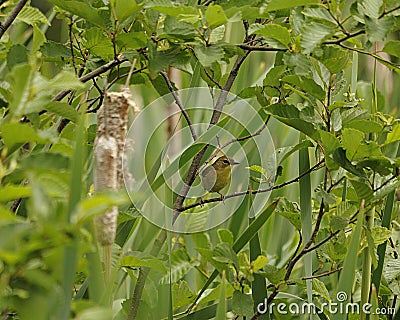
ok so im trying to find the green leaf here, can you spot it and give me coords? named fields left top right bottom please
left=350, top=179, right=374, bottom=202
left=32, top=25, right=46, bottom=53
left=41, top=40, right=71, bottom=58
left=342, top=128, right=364, bottom=160
left=16, top=5, right=49, bottom=25
left=205, top=4, right=227, bottom=29
left=300, top=22, right=333, bottom=54
left=113, top=0, right=140, bottom=24
left=213, top=243, right=239, bottom=270
left=385, top=124, right=400, bottom=144
left=0, top=185, right=31, bottom=202
left=194, top=45, right=224, bottom=67
left=266, top=104, right=320, bottom=140
left=276, top=140, right=314, bottom=164
left=371, top=226, right=392, bottom=246
left=160, top=249, right=197, bottom=284
left=383, top=40, right=400, bottom=58
left=85, top=28, right=114, bottom=59
left=172, top=281, right=196, bottom=310
left=1, top=123, right=43, bottom=148
left=320, top=45, right=350, bottom=73
left=330, top=216, right=349, bottom=232
left=365, top=16, right=394, bottom=42
left=217, top=229, right=234, bottom=245
left=313, top=278, right=331, bottom=301
left=47, top=70, right=84, bottom=91
left=120, top=254, right=167, bottom=273
left=20, top=152, right=69, bottom=171
left=344, top=119, right=382, bottom=133
left=116, top=31, right=147, bottom=50
left=7, top=44, right=28, bottom=70
left=232, top=291, right=253, bottom=317
left=252, top=24, right=291, bottom=47
left=260, top=264, right=286, bottom=284
left=319, top=130, right=340, bottom=155
left=252, top=255, right=268, bottom=270
left=266, top=0, right=320, bottom=11
left=332, top=148, right=367, bottom=178
left=44, top=102, right=79, bottom=122
left=359, top=0, right=383, bottom=19
left=47, top=0, right=106, bottom=27
left=281, top=74, right=325, bottom=100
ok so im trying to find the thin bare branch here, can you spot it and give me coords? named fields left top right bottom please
left=0, top=0, right=28, bottom=39
left=178, top=159, right=325, bottom=212
left=160, top=70, right=198, bottom=141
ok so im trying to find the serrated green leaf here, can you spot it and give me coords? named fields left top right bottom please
left=253, top=24, right=291, bottom=47
left=252, top=255, right=268, bottom=270
left=313, top=278, right=331, bottom=301
left=300, top=22, right=333, bottom=54
left=217, top=229, right=234, bottom=245
left=48, top=0, right=106, bottom=27
left=385, top=124, right=400, bottom=144
left=41, top=41, right=71, bottom=58
left=194, top=45, right=224, bottom=67
left=20, top=152, right=69, bottom=171
left=365, top=16, right=394, bottom=42
left=266, top=104, right=320, bottom=140
left=172, top=281, right=196, bottom=310
left=114, top=0, right=140, bottom=24
left=44, top=102, right=79, bottom=122
left=342, top=128, right=364, bottom=160
left=319, top=130, right=340, bottom=155
left=7, top=44, right=28, bottom=70
left=247, top=165, right=265, bottom=174
left=344, top=119, right=383, bottom=133
left=350, top=179, right=374, bottom=202
left=205, top=4, right=227, bottom=29
left=232, top=291, right=253, bottom=317
left=32, top=25, right=46, bottom=53
left=16, top=5, right=49, bottom=25
left=383, top=40, right=400, bottom=58
left=120, top=254, right=167, bottom=273
left=282, top=74, right=325, bottom=100
left=330, top=216, right=349, bottom=232
left=116, top=31, right=147, bottom=50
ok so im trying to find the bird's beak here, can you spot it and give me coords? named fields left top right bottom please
left=230, top=159, right=240, bottom=166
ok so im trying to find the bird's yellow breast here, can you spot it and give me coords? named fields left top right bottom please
left=201, top=164, right=231, bottom=193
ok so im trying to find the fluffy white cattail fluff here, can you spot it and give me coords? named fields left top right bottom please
left=94, top=88, right=138, bottom=246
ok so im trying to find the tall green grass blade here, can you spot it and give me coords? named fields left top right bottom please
left=332, top=202, right=365, bottom=320
left=60, top=111, right=87, bottom=319
left=361, top=208, right=373, bottom=320
left=299, top=134, right=313, bottom=311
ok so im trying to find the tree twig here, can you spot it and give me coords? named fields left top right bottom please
left=0, top=0, right=28, bottom=39
left=160, top=70, right=198, bottom=141
left=178, top=159, right=324, bottom=212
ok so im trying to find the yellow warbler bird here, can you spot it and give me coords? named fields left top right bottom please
left=201, top=156, right=239, bottom=199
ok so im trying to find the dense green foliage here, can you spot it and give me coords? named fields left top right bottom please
left=0, top=0, right=400, bottom=319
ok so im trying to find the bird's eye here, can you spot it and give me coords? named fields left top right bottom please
left=223, top=159, right=230, bottom=165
